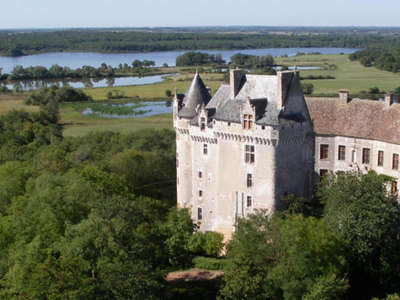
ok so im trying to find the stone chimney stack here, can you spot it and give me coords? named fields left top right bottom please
left=385, top=93, right=394, bottom=108
left=230, top=69, right=245, bottom=98
left=338, top=90, right=350, bottom=104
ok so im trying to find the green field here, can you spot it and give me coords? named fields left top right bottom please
left=2, top=54, right=400, bottom=137
left=276, top=54, right=400, bottom=94
left=62, top=113, right=173, bottom=137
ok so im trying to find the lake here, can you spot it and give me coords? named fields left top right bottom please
left=4, top=74, right=174, bottom=91
left=0, top=48, right=358, bottom=74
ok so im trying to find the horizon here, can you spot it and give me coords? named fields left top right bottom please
left=2, top=1, right=400, bottom=29
left=3, top=25, right=400, bottom=32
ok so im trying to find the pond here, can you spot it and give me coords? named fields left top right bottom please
left=3, top=74, right=174, bottom=91
left=81, top=101, right=172, bottom=118
left=0, top=47, right=358, bottom=73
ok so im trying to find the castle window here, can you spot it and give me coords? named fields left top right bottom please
left=243, top=114, right=253, bottom=129
left=198, top=207, right=203, bottom=220
left=199, top=190, right=203, bottom=197
left=247, top=174, right=253, bottom=187
left=176, top=158, right=179, bottom=168
left=198, top=171, right=202, bottom=178
left=245, top=145, right=255, bottom=163
left=338, top=145, right=346, bottom=161
left=351, top=150, right=356, bottom=163
left=200, top=117, right=206, bottom=131
left=247, top=196, right=252, bottom=207
left=393, top=153, right=399, bottom=170
left=392, top=181, right=398, bottom=194
left=362, top=148, right=370, bottom=164
left=378, top=151, right=384, bottom=167
left=203, top=144, right=208, bottom=155
left=320, top=144, right=329, bottom=160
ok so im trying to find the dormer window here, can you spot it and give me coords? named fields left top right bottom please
left=243, top=114, right=253, bottom=129
left=200, top=117, right=206, bottom=131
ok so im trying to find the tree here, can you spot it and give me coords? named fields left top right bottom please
left=188, top=231, right=224, bottom=257
left=165, top=89, right=172, bottom=98
left=319, top=171, right=400, bottom=298
left=164, top=208, right=195, bottom=267
left=301, top=82, right=314, bottom=95
left=220, top=212, right=348, bottom=300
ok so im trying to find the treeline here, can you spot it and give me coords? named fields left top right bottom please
left=4, top=60, right=156, bottom=81
left=230, top=53, right=274, bottom=69
left=24, top=86, right=92, bottom=105
left=176, top=52, right=275, bottom=73
left=176, top=52, right=225, bottom=66
left=0, top=30, right=394, bottom=56
left=350, top=48, right=400, bottom=73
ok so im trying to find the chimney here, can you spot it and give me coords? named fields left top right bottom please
left=338, top=90, right=350, bottom=104
left=385, top=93, right=394, bottom=107
left=230, top=69, right=245, bottom=98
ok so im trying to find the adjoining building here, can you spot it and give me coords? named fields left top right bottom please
left=174, top=69, right=400, bottom=238
left=307, top=91, right=400, bottom=194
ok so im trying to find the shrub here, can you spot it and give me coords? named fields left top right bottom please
left=192, top=256, right=230, bottom=271
left=188, top=231, right=224, bottom=257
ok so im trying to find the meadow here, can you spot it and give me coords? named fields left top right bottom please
left=276, top=54, right=400, bottom=94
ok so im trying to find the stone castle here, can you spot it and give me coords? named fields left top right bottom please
left=173, top=69, right=400, bottom=238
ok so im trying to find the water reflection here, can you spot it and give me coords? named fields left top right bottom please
left=2, top=74, right=174, bottom=91
left=82, top=101, right=173, bottom=119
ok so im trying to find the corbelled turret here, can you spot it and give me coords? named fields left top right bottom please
left=178, top=72, right=211, bottom=119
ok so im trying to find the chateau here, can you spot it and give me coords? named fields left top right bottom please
left=173, top=69, right=400, bottom=238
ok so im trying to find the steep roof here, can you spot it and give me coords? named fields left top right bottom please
left=235, top=75, right=278, bottom=100
left=211, top=72, right=309, bottom=126
left=178, top=73, right=211, bottom=119
left=206, top=85, right=230, bottom=110
left=214, top=98, right=268, bottom=124
left=306, top=97, right=400, bottom=145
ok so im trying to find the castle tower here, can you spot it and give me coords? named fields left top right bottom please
left=174, top=73, right=211, bottom=210
left=174, top=69, right=315, bottom=239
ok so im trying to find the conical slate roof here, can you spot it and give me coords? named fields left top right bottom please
left=178, top=73, right=211, bottom=119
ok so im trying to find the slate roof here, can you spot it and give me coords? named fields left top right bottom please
left=178, top=73, right=211, bottom=119
left=206, top=85, right=230, bottom=110
left=306, top=97, right=400, bottom=145
left=235, top=75, right=278, bottom=100
left=179, top=71, right=308, bottom=127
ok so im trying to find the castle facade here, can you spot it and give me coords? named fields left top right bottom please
left=174, top=70, right=400, bottom=238
left=173, top=70, right=314, bottom=238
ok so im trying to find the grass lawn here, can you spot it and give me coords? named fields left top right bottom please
left=276, top=54, right=400, bottom=94
left=0, top=94, right=38, bottom=114
left=62, top=113, right=173, bottom=137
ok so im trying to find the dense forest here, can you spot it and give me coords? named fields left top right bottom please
left=1, top=30, right=397, bottom=56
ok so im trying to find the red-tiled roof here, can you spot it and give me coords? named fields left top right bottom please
left=305, top=97, right=400, bottom=145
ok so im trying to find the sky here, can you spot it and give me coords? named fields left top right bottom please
left=2, top=0, right=400, bottom=29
